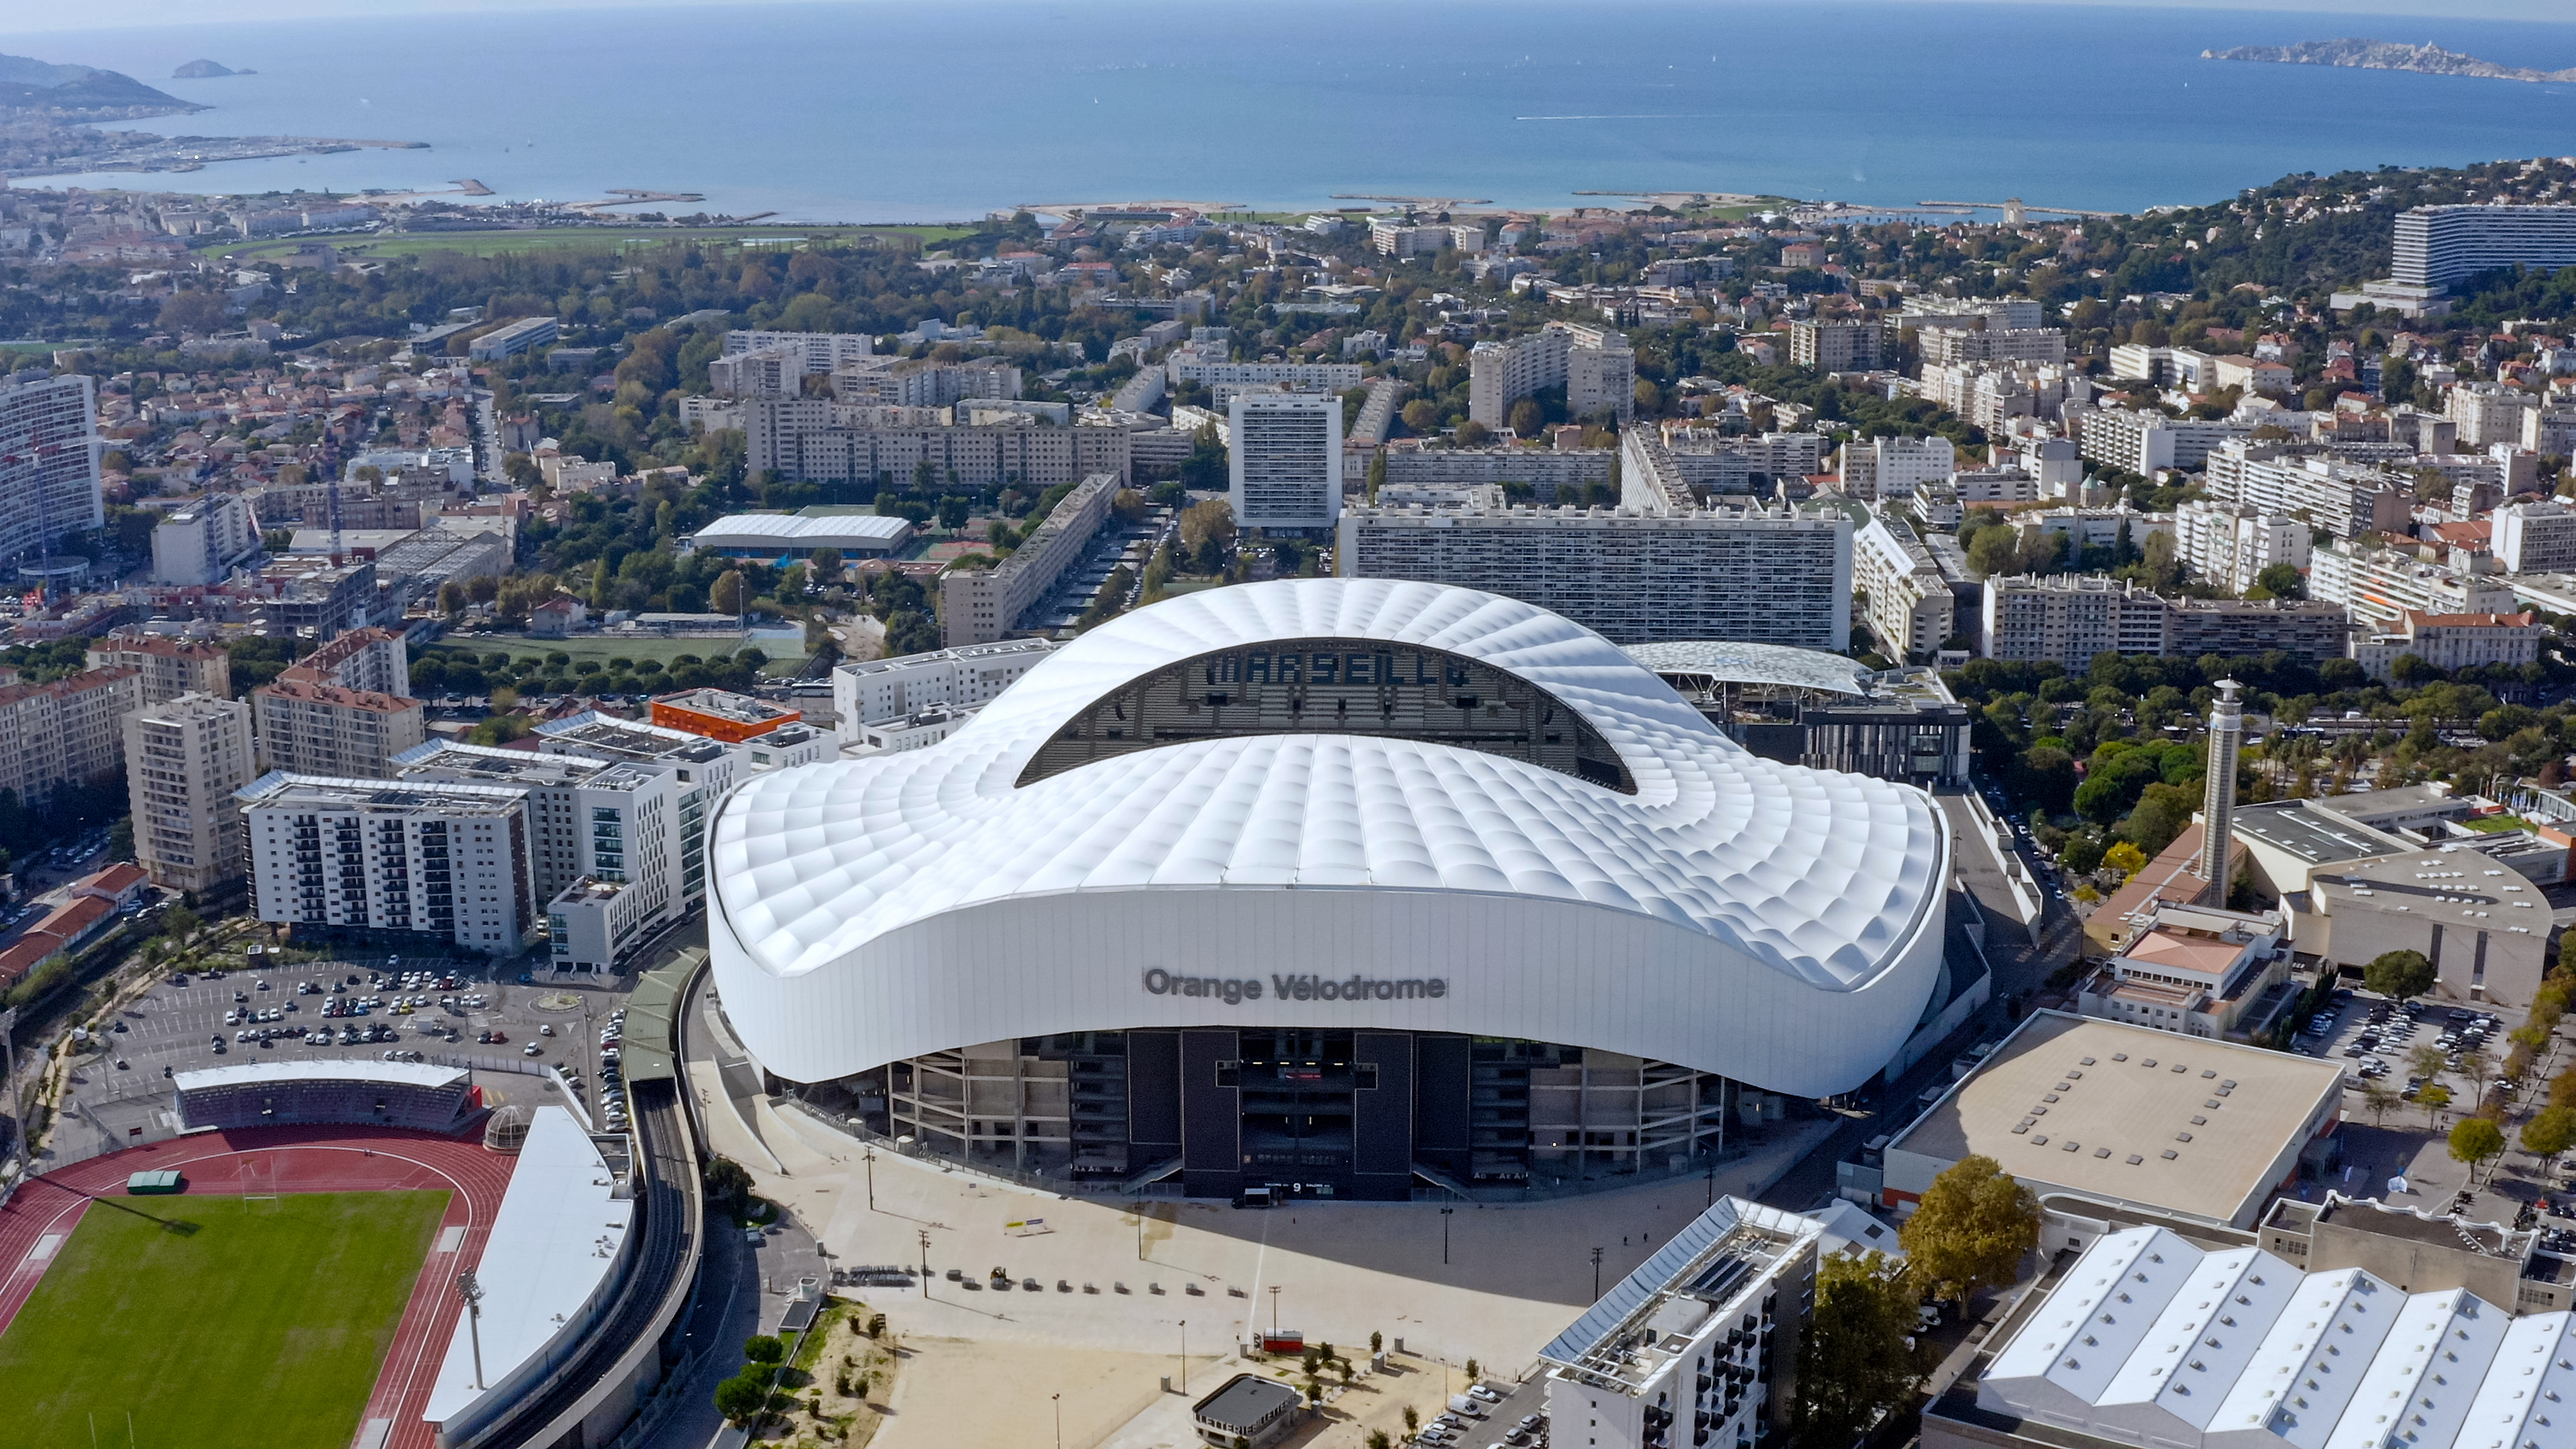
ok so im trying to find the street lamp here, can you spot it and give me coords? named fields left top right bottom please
left=1269, top=1284, right=1281, bottom=1334
left=918, top=1228, right=931, bottom=1297
left=1440, top=1205, right=1454, bottom=1265
left=1591, top=1246, right=1605, bottom=1300
left=1053, top=1392, right=1063, bottom=1449
left=1179, top=1320, right=1188, bottom=1393
left=454, top=1270, right=487, bottom=1389
left=862, top=1144, right=875, bottom=1212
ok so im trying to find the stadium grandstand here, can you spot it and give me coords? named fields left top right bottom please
left=174, top=1061, right=475, bottom=1132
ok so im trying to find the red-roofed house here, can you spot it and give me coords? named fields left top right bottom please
left=2351, top=609, right=2543, bottom=680
left=76, top=862, right=150, bottom=907
left=2076, top=900, right=2291, bottom=1041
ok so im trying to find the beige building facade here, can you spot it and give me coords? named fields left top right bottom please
left=125, top=692, right=257, bottom=894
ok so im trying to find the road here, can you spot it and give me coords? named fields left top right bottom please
left=1754, top=787, right=2082, bottom=1216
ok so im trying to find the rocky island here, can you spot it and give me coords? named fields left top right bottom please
left=2205, top=38, right=2576, bottom=86
left=171, top=60, right=254, bottom=79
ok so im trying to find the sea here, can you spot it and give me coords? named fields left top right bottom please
left=10, top=1, right=2576, bottom=222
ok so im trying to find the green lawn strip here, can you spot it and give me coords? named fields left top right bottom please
left=0, top=1189, right=450, bottom=1449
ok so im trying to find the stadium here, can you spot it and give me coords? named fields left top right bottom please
left=708, top=579, right=1949, bottom=1201
left=0, top=959, right=706, bottom=1449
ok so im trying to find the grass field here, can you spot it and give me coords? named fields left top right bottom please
left=0, top=1189, right=449, bottom=1449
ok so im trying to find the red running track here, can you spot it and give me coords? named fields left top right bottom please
left=0, top=1126, right=519, bottom=1449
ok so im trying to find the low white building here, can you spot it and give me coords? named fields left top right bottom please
left=2493, top=497, right=2576, bottom=575
left=2075, top=902, right=2288, bottom=1040
left=830, top=638, right=1058, bottom=743
left=2174, top=497, right=2310, bottom=596
left=2350, top=609, right=2544, bottom=680
left=1837, top=435, right=1955, bottom=501
left=150, top=493, right=262, bottom=586
left=686, top=512, right=914, bottom=559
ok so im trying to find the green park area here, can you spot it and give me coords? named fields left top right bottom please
left=0, top=1189, right=450, bottom=1449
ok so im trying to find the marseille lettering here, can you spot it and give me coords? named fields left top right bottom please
left=1140, top=969, right=1448, bottom=1004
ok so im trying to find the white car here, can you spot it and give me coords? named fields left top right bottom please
left=1468, top=1386, right=1502, bottom=1403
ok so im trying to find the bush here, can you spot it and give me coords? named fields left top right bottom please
left=713, top=1372, right=767, bottom=1424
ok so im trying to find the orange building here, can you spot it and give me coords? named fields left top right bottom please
left=648, top=688, right=802, bottom=745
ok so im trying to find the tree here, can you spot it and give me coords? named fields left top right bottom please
left=1400, top=399, right=1438, bottom=434
left=1402, top=1406, right=1419, bottom=1436
left=156, top=290, right=227, bottom=336
left=2522, top=1106, right=2576, bottom=1171
left=808, top=548, right=843, bottom=586
left=1507, top=398, right=1546, bottom=438
left=1464, top=1357, right=1479, bottom=1382
left=2361, top=1081, right=2398, bottom=1127
left=1111, top=488, right=1149, bottom=524
left=713, top=1373, right=767, bottom=1425
left=1369, top=1330, right=1383, bottom=1357
left=1792, top=1250, right=1925, bottom=1448
left=1966, top=527, right=2022, bottom=578
left=2449, top=1116, right=2506, bottom=1187
left=2418, top=1082, right=2453, bottom=1126
left=1898, top=1155, right=2040, bottom=1307
left=2101, top=841, right=2147, bottom=877
left=2408, top=1044, right=2449, bottom=1084
left=743, top=1334, right=784, bottom=1365
left=1456, top=419, right=1493, bottom=446
left=2250, top=561, right=2306, bottom=600
left=2365, top=949, right=2436, bottom=1003
left=161, top=904, right=201, bottom=943
left=710, top=570, right=746, bottom=615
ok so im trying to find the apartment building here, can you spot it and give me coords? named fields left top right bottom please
left=533, top=710, right=742, bottom=904
left=722, top=328, right=875, bottom=372
left=831, top=638, right=1059, bottom=741
left=238, top=774, right=535, bottom=953
left=1787, top=318, right=1881, bottom=370
left=2449, top=380, right=2537, bottom=448
left=1658, top=427, right=1829, bottom=492
left=281, top=627, right=411, bottom=695
left=741, top=400, right=1131, bottom=488
left=0, top=374, right=105, bottom=568
left=2172, top=497, right=2312, bottom=595
left=85, top=629, right=231, bottom=706
left=1835, top=435, right=1955, bottom=501
left=2350, top=610, right=2544, bottom=680
left=2522, top=405, right=2576, bottom=457
left=149, top=493, right=261, bottom=586
left=706, top=345, right=801, bottom=399
left=2078, top=408, right=2251, bottom=475
left=2200, top=439, right=2410, bottom=541
left=1888, top=298, right=2045, bottom=333
left=1466, top=322, right=1635, bottom=428
left=392, top=739, right=684, bottom=971
left=2308, top=540, right=2522, bottom=630
left=467, top=315, right=557, bottom=362
left=2493, top=498, right=2576, bottom=574
left=1163, top=352, right=1362, bottom=394
left=123, top=692, right=256, bottom=896
left=1230, top=390, right=1342, bottom=531
left=0, top=667, right=139, bottom=803
left=1917, top=326, right=2067, bottom=367
left=1948, top=466, right=2040, bottom=505
left=1337, top=502, right=1852, bottom=649
left=1980, top=576, right=2348, bottom=667
left=2392, top=203, right=2576, bottom=288
left=1854, top=511, right=1958, bottom=662
left=2011, top=506, right=2176, bottom=558
left=251, top=679, right=426, bottom=780
left=941, top=472, right=1119, bottom=647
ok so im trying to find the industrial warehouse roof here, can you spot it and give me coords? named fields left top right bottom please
left=173, top=1060, right=468, bottom=1091
left=688, top=513, right=912, bottom=551
left=1977, top=1226, right=2575, bottom=1449
left=708, top=579, right=1947, bottom=1094
left=1618, top=640, right=1872, bottom=697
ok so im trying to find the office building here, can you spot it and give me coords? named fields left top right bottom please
left=467, top=316, right=558, bottom=362
left=1467, top=323, right=1635, bottom=428
left=533, top=710, right=741, bottom=905
left=1836, top=436, right=1955, bottom=501
left=150, top=493, right=262, bottom=586
left=1854, top=511, right=1958, bottom=662
left=85, top=629, right=231, bottom=706
left=251, top=678, right=426, bottom=780
left=0, top=374, right=105, bottom=568
left=741, top=400, right=1131, bottom=489
left=1228, top=390, right=1342, bottom=532
left=123, top=692, right=257, bottom=896
left=1539, top=1197, right=1824, bottom=1449
left=1788, top=318, right=1882, bottom=370
left=0, top=667, right=139, bottom=802
left=1339, top=502, right=1854, bottom=649
left=941, top=472, right=1119, bottom=647
left=706, top=580, right=1945, bottom=1196
left=2171, top=498, right=2310, bottom=595
left=830, top=639, right=1060, bottom=741
left=238, top=773, right=536, bottom=953
left=2392, top=203, right=2576, bottom=288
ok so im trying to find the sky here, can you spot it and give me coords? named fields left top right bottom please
left=1, top=0, right=2571, bottom=41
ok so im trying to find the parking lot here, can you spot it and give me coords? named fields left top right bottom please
left=2288, top=985, right=2524, bottom=1110
left=60, top=949, right=639, bottom=1144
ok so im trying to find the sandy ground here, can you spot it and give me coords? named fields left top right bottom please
left=871, top=1338, right=1182, bottom=1449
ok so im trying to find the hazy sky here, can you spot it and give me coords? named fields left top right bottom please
left=1, top=0, right=2570, bottom=42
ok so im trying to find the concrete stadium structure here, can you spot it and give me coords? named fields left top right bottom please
left=708, top=580, right=1947, bottom=1199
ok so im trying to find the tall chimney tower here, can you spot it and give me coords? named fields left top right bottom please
left=2198, top=679, right=2243, bottom=902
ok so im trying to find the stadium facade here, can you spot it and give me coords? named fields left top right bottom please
left=708, top=580, right=1947, bottom=1200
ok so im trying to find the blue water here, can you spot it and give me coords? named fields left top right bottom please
left=10, top=1, right=2576, bottom=221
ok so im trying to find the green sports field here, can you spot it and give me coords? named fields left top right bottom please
left=0, top=1190, right=449, bottom=1449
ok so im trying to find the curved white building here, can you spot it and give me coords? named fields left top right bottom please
left=709, top=580, right=1946, bottom=1199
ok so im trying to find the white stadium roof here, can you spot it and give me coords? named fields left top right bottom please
left=708, top=579, right=1946, bottom=1093
left=1619, top=640, right=1873, bottom=697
